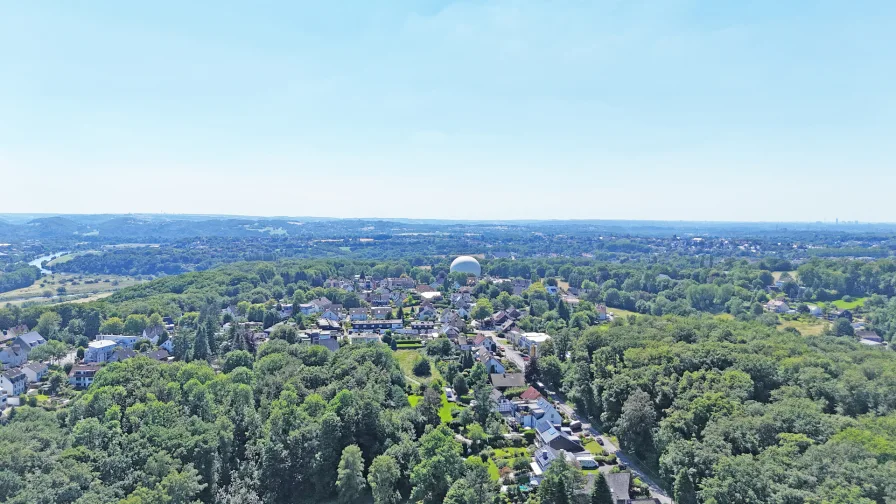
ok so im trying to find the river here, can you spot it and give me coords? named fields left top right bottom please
left=28, top=251, right=70, bottom=274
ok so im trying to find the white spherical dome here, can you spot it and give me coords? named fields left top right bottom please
left=450, top=256, right=481, bottom=276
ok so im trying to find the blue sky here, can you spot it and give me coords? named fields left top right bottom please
left=1, top=1, right=894, bottom=221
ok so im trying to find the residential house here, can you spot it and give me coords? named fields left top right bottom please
left=455, top=336, right=474, bottom=352
left=371, top=307, right=392, bottom=320
left=441, top=325, right=461, bottom=338
left=490, top=389, right=515, bottom=414
left=22, top=362, right=48, bottom=383
left=85, top=340, right=118, bottom=363
left=142, top=325, right=165, bottom=344
left=478, top=349, right=505, bottom=374
left=14, top=331, right=47, bottom=350
left=514, top=332, right=552, bottom=357
left=348, top=333, right=381, bottom=345
left=596, top=304, right=608, bottom=321
left=299, top=331, right=341, bottom=352
left=410, top=321, right=435, bottom=333
left=516, top=396, right=563, bottom=428
left=384, top=277, right=416, bottom=290
left=857, top=329, right=883, bottom=342
left=499, top=320, right=519, bottom=334
left=416, top=284, right=436, bottom=294
left=765, top=300, right=791, bottom=313
left=490, top=372, right=525, bottom=391
left=419, top=291, right=443, bottom=302
left=317, top=318, right=341, bottom=331
left=605, top=472, right=632, bottom=504
left=278, top=303, right=294, bottom=319
left=0, top=345, right=28, bottom=368
left=351, top=319, right=403, bottom=333
left=531, top=445, right=597, bottom=480
left=473, top=334, right=496, bottom=352
left=299, top=303, right=320, bottom=316
left=545, top=285, right=559, bottom=296
left=144, top=349, right=172, bottom=362
left=807, top=305, right=823, bottom=317
left=69, top=364, right=102, bottom=389
left=349, top=308, right=369, bottom=321
left=0, top=370, right=27, bottom=396
left=491, top=310, right=508, bottom=326
left=0, top=389, right=7, bottom=409
left=96, top=334, right=141, bottom=349
left=111, top=348, right=137, bottom=362
left=534, top=419, right=584, bottom=453
left=319, top=309, right=341, bottom=322
left=160, top=338, right=175, bottom=353
left=520, top=386, right=542, bottom=401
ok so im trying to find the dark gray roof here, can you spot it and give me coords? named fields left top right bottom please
left=490, top=373, right=525, bottom=389
left=605, top=472, right=631, bottom=502
left=17, top=331, right=46, bottom=345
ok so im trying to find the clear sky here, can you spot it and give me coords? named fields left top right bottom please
left=1, top=1, right=894, bottom=221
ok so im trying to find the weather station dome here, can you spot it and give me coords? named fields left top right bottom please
left=450, top=255, right=481, bottom=276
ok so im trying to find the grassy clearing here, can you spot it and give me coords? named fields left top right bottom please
left=772, top=271, right=798, bottom=282
left=494, top=447, right=529, bottom=458
left=608, top=307, right=640, bottom=319
left=487, top=458, right=500, bottom=481
left=395, top=349, right=442, bottom=385
left=779, top=318, right=829, bottom=336
left=831, top=297, right=867, bottom=310
left=0, top=273, right=142, bottom=306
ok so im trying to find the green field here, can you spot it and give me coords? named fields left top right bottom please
left=831, top=297, right=867, bottom=310
left=395, top=349, right=442, bottom=385
left=487, top=458, right=500, bottom=480
left=0, top=273, right=143, bottom=306
left=779, top=318, right=829, bottom=336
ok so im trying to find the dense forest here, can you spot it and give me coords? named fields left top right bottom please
left=0, top=264, right=41, bottom=294
left=534, top=316, right=896, bottom=503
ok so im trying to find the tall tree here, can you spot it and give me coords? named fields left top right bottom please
left=410, top=426, right=464, bottom=504
left=538, top=458, right=584, bottom=504
left=615, top=388, right=656, bottom=459
left=590, top=473, right=614, bottom=504
left=368, top=455, right=401, bottom=504
left=192, top=326, right=210, bottom=362
left=336, top=445, right=366, bottom=504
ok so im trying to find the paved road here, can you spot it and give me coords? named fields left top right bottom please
left=492, top=334, right=672, bottom=503
left=551, top=392, right=673, bottom=504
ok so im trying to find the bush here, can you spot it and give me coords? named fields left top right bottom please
left=412, top=356, right=432, bottom=377
left=522, top=429, right=536, bottom=444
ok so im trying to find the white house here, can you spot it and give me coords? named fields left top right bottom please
left=320, top=309, right=341, bottom=322
left=807, top=305, right=823, bottom=317
left=513, top=332, right=552, bottom=356
left=0, top=345, right=28, bottom=368
left=476, top=349, right=506, bottom=374
left=765, top=300, right=790, bottom=313
left=85, top=340, right=118, bottom=363
left=22, top=362, right=48, bottom=383
left=348, top=333, right=381, bottom=345
left=299, top=303, right=319, bottom=315
left=160, top=338, right=175, bottom=353
left=516, top=397, right=563, bottom=429
left=0, top=369, right=27, bottom=396
left=371, top=307, right=392, bottom=320
left=96, top=334, right=141, bottom=349
left=349, top=308, right=369, bottom=321
left=490, top=389, right=515, bottom=414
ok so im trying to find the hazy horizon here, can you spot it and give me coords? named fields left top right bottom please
left=2, top=1, right=894, bottom=221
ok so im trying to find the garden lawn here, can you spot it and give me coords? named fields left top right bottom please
left=832, top=297, right=867, bottom=310
left=407, top=393, right=461, bottom=425
left=583, top=440, right=605, bottom=456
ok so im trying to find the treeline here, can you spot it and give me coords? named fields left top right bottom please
left=0, top=264, right=41, bottom=293
left=0, top=342, right=509, bottom=504
left=528, top=316, right=896, bottom=503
